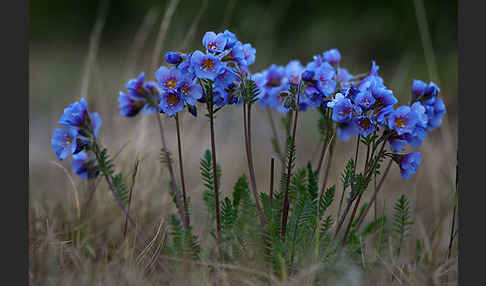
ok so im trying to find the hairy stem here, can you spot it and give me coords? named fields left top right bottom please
left=269, top=157, right=275, bottom=209
left=244, top=103, right=267, bottom=226
left=336, top=185, right=347, bottom=227
left=266, top=108, right=285, bottom=164
left=281, top=83, right=302, bottom=240
left=355, top=159, right=393, bottom=232
left=155, top=114, right=188, bottom=229
left=333, top=136, right=361, bottom=239
left=342, top=139, right=388, bottom=245
left=319, top=137, right=335, bottom=198
left=206, top=89, right=223, bottom=259
left=123, top=160, right=139, bottom=239
left=175, top=114, right=189, bottom=227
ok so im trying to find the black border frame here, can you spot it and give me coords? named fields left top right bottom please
left=13, top=0, right=486, bottom=284
left=4, top=0, right=28, bottom=285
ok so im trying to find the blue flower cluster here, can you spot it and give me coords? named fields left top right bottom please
left=253, top=49, right=446, bottom=179
left=118, top=30, right=256, bottom=118
left=52, top=30, right=446, bottom=181
left=51, top=98, right=101, bottom=179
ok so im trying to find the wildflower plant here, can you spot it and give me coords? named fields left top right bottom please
left=51, top=29, right=447, bottom=281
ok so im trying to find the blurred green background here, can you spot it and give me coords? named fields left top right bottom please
left=29, top=0, right=457, bottom=232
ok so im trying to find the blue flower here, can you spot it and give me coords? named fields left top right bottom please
left=268, top=88, right=291, bottom=113
left=359, top=61, right=384, bottom=89
left=397, top=152, right=422, bottom=179
left=89, top=112, right=102, bottom=136
left=405, top=126, right=427, bottom=147
left=222, top=30, right=238, bottom=49
left=214, top=67, right=238, bottom=89
left=411, top=80, right=440, bottom=105
left=302, top=70, right=315, bottom=83
left=353, top=116, right=375, bottom=138
left=160, top=90, right=184, bottom=116
left=411, top=102, right=428, bottom=128
left=305, top=54, right=325, bottom=71
left=178, top=54, right=194, bottom=74
left=51, top=128, right=79, bottom=160
left=331, top=98, right=354, bottom=123
left=373, top=87, right=397, bottom=107
left=323, top=48, right=341, bottom=65
left=203, top=31, right=227, bottom=53
left=369, top=60, right=380, bottom=76
left=354, top=89, right=375, bottom=111
left=285, top=60, right=303, bottom=86
left=212, top=87, right=229, bottom=108
left=425, top=97, right=446, bottom=130
left=387, top=106, right=418, bottom=136
left=423, top=82, right=440, bottom=104
left=59, top=98, right=89, bottom=128
left=165, top=51, right=183, bottom=65
left=155, top=66, right=184, bottom=91
left=302, top=86, right=323, bottom=109
left=411, top=79, right=427, bottom=97
left=388, top=136, right=409, bottom=152
left=253, top=73, right=273, bottom=108
left=140, top=81, right=161, bottom=114
left=125, top=72, right=148, bottom=98
left=337, top=120, right=359, bottom=141
left=71, top=152, right=96, bottom=179
left=264, top=65, right=286, bottom=88
left=314, top=62, right=336, bottom=97
left=118, top=91, right=146, bottom=117
left=337, top=68, right=352, bottom=83
left=242, top=43, right=256, bottom=66
left=221, top=41, right=245, bottom=63
left=178, top=77, right=203, bottom=106
left=343, top=85, right=360, bottom=102
left=376, top=105, right=394, bottom=125
left=190, top=50, right=225, bottom=80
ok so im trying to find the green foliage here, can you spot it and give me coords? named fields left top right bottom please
left=200, top=149, right=221, bottom=219
left=280, top=136, right=296, bottom=194
left=112, top=173, right=129, bottom=205
left=159, top=147, right=174, bottom=166
left=341, top=159, right=355, bottom=189
left=97, top=148, right=115, bottom=177
left=393, top=195, right=413, bottom=256
left=166, top=214, right=200, bottom=259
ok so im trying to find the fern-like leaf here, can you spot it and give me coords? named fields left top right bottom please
left=393, top=195, right=413, bottom=256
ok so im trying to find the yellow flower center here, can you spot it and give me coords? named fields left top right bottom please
left=166, top=79, right=177, bottom=89
left=395, top=117, right=405, bottom=128
left=208, top=43, right=217, bottom=50
left=359, top=118, right=371, bottom=129
left=202, top=59, right=215, bottom=71
left=181, top=85, right=189, bottom=96
left=268, top=78, right=281, bottom=87
left=168, top=93, right=179, bottom=105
